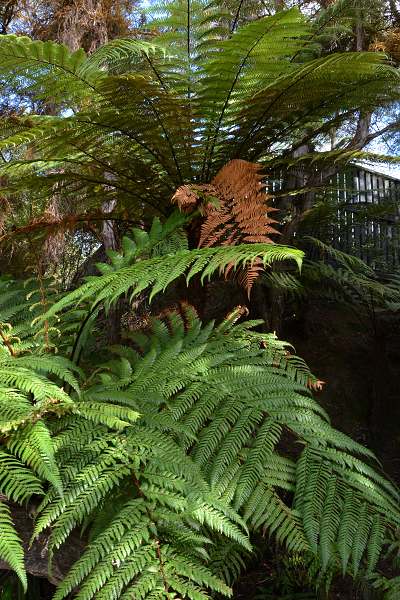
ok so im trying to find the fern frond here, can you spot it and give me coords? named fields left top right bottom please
left=0, top=450, right=43, bottom=502
left=7, top=421, right=62, bottom=493
left=42, top=243, right=303, bottom=317
left=0, top=501, right=27, bottom=591
left=0, top=35, right=102, bottom=102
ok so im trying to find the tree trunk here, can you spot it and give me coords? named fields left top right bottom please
left=355, top=8, right=364, bottom=52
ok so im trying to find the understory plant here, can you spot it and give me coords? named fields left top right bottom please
left=0, top=218, right=398, bottom=599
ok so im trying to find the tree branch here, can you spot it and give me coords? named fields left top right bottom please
left=363, top=120, right=400, bottom=145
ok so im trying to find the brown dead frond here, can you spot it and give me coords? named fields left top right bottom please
left=200, top=160, right=278, bottom=248
left=0, top=208, right=131, bottom=245
left=171, top=185, right=200, bottom=213
left=370, top=29, right=400, bottom=63
left=0, top=196, right=11, bottom=236
left=0, top=211, right=101, bottom=243
left=223, top=305, right=250, bottom=325
left=307, top=378, right=326, bottom=392
left=172, top=159, right=279, bottom=295
left=171, top=183, right=217, bottom=213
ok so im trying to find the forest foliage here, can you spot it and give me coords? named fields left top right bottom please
left=0, top=1, right=400, bottom=599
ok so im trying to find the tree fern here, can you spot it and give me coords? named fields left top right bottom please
left=0, top=4, right=396, bottom=236
left=0, top=3, right=398, bottom=595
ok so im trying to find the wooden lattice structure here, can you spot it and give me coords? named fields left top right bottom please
left=328, top=166, right=400, bottom=269
left=268, top=165, right=400, bottom=270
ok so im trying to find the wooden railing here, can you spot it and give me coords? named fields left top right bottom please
left=327, top=167, right=400, bottom=269
left=267, top=165, right=400, bottom=270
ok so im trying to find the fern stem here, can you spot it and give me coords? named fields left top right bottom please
left=230, top=0, right=245, bottom=33
left=73, top=116, right=179, bottom=185
left=203, top=11, right=289, bottom=179
left=155, top=538, right=172, bottom=598
left=132, top=472, right=172, bottom=598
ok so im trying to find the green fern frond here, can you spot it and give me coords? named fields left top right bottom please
left=7, top=420, right=62, bottom=493
left=0, top=450, right=43, bottom=503
left=0, top=35, right=103, bottom=102
left=0, top=293, right=397, bottom=594
left=76, top=401, right=140, bottom=430
left=42, top=244, right=303, bottom=317
left=0, top=501, right=27, bottom=591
